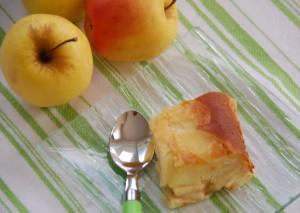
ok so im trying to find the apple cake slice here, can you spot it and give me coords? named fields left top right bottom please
left=149, top=92, right=254, bottom=208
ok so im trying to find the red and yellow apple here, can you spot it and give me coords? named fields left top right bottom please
left=0, top=14, right=93, bottom=107
left=84, top=0, right=178, bottom=61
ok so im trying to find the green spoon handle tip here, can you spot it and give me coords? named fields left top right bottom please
left=123, top=200, right=142, bottom=213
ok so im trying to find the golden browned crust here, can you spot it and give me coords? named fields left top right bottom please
left=195, top=92, right=254, bottom=171
left=196, top=92, right=245, bottom=153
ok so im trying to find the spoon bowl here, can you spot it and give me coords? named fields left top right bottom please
left=109, top=111, right=154, bottom=213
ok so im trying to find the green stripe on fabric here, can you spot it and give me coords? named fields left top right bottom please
left=79, top=96, right=92, bottom=107
left=42, top=109, right=63, bottom=128
left=0, top=179, right=28, bottom=213
left=275, top=192, right=300, bottom=213
left=45, top=106, right=91, bottom=148
left=102, top=58, right=152, bottom=118
left=0, top=75, right=87, bottom=210
left=42, top=110, right=117, bottom=212
left=55, top=104, right=78, bottom=122
left=43, top=108, right=86, bottom=149
left=48, top=146, right=117, bottom=213
left=0, top=27, right=5, bottom=46
left=0, top=84, right=48, bottom=139
left=55, top=104, right=107, bottom=153
left=94, top=56, right=148, bottom=118
left=252, top=177, right=282, bottom=210
left=199, top=0, right=300, bottom=101
left=18, top=110, right=114, bottom=211
left=0, top=197, right=12, bottom=213
left=233, top=60, right=300, bottom=139
left=239, top=105, right=300, bottom=174
left=54, top=102, right=159, bottom=210
left=282, top=0, right=300, bottom=16
left=2, top=97, right=152, bottom=212
left=55, top=103, right=125, bottom=176
left=0, top=5, right=15, bottom=23
left=220, top=191, right=245, bottom=212
left=185, top=1, right=300, bottom=116
left=230, top=0, right=300, bottom=71
left=0, top=87, right=84, bottom=211
left=291, top=0, right=300, bottom=8
left=210, top=194, right=230, bottom=213
left=0, top=111, right=85, bottom=212
left=139, top=61, right=184, bottom=102
left=140, top=191, right=163, bottom=213
left=73, top=171, right=115, bottom=213
left=182, top=2, right=300, bottom=111
left=0, top=124, right=76, bottom=212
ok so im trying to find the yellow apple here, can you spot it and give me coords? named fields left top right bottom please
left=0, top=14, right=93, bottom=107
left=22, top=0, right=84, bottom=22
left=84, top=0, right=178, bottom=61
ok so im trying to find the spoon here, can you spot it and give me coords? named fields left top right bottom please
left=109, top=111, right=154, bottom=213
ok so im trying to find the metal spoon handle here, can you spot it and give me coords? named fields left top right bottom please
left=123, top=173, right=142, bottom=213
left=125, top=173, right=140, bottom=201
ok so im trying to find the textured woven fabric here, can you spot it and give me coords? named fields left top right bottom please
left=0, top=0, right=299, bottom=212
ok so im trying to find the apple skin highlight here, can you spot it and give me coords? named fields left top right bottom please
left=84, top=0, right=178, bottom=61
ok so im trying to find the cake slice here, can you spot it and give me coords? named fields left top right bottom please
left=149, top=92, right=254, bottom=208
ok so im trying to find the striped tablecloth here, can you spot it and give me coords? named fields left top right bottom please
left=0, top=0, right=299, bottom=212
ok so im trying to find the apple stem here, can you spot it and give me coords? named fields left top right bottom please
left=40, top=37, right=77, bottom=63
left=47, top=37, right=78, bottom=55
left=165, top=0, right=176, bottom=10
